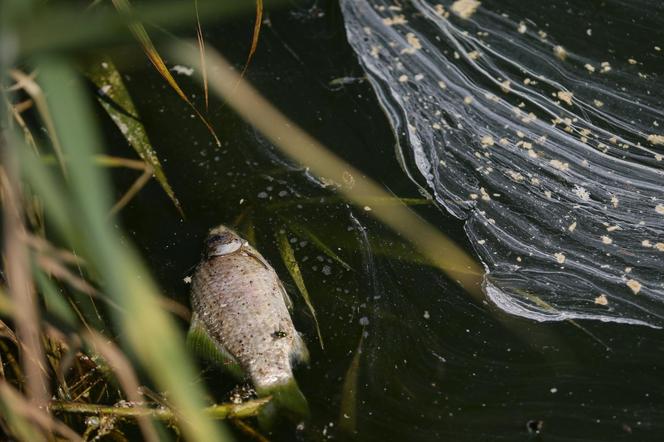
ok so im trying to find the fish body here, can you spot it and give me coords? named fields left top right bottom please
left=188, top=225, right=309, bottom=421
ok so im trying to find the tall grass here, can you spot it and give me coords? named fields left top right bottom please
left=1, top=1, right=267, bottom=440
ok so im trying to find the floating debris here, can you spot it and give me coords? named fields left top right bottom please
left=626, top=279, right=642, bottom=295
left=553, top=45, right=567, bottom=60
left=341, top=0, right=664, bottom=327
left=556, top=91, right=573, bottom=106
left=450, top=0, right=481, bottom=19
left=648, top=134, right=664, bottom=145
left=595, top=294, right=609, bottom=305
left=170, top=65, right=195, bottom=76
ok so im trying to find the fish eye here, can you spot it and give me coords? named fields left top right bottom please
left=206, top=234, right=223, bottom=245
left=206, top=231, right=243, bottom=257
left=206, top=231, right=236, bottom=246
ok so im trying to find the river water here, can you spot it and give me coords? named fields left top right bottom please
left=113, top=0, right=664, bottom=440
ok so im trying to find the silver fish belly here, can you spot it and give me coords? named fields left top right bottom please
left=188, top=225, right=308, bottom=416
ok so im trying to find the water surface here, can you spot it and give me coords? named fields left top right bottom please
left=109, top=1, right=664, bottom=440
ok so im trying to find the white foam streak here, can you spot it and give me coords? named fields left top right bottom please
left=341, top=0, right=664, bottom=327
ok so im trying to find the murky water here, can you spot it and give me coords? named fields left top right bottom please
left=111, top=1, right=664, bottom=440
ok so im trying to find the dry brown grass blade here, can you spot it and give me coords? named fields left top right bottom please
left=8, top=70, right=66, bottom=174
left=35, top=253, right=125, bottom=316
left=0, top=340, right=24, bottom=386
left=12, top=99, right=34, bottom=113
left=94, top=155, right=147, bottom=170
left=85, top=331, right=159, bottom=442
left=36, top=255, right=98, bottom=299
left=0, top=320, right=19, bottom=345
left=0, top=380, right=81, bottom=441
left=194, top=0, right=209, bottom=112
left=5, top=97, right=38, bottom=154
left=109, top=166, right=153, bottom=216
left=23, top=232, right=84, bottom=266
left=30, top=153, right=148, bottom=172
left=231, top=418, right=270, bottom=442
left=0, top=162, right=49, bottom=409
left=157, top=298, right=191, bottom=322
left=111, top=0, right=221, bottom=146
left=239, top=0, right=264, bottom=80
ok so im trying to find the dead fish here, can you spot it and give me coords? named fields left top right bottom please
left=187, top=224, right=309, bottom=422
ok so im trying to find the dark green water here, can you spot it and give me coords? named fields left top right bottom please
left=105, top=1, right=664, bottom=440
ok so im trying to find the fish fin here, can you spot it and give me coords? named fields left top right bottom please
left=186, top=314, right=244, bottom=379
left=243, top=247, right=271, bottom=270
left=242, top=246, right=294, bottom=311
left=278, top=280, right=294, bottom=311
left=291, top=332, right=310, bottom=366
left=256, top=379, right=309, bottom=428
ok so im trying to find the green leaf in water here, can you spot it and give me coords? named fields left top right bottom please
left=280, top=218, right=352, bottom=271
left=84, top=55, right=183, bottom=216
left=338, top=333, right=363, bottom=435
left=276, top=229, right=324, bottom=349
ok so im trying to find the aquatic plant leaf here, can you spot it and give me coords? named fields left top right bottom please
left=338, top=334, right=363, bottom=434
left=282, top=219, right=352, bottom=271
left=111, top=0, right=221, bottom=147
left=85, top=56, right=183, bottom=216
left=5, top=94, right=39, bottom=154
left=276, top=229, right=324, bottom=349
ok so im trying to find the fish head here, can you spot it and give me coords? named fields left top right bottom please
left=205, top=225, right=246, bottom=258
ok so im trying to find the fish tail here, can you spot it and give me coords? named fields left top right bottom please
left=256, top=378, right=309, bottom=428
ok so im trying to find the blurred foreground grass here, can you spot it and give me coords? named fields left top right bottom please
left=1, top=1, right=272, bottom=440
